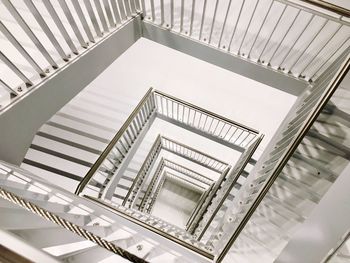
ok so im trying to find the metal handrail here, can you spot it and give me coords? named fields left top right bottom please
left=85, top=195, right=215, bottom=260
left=193, top=134, right=264, bottom=239
left=75, top=88, right=154, bottom=195
left=122, top=134, right=162, bottom=206
left=153, top=90, right=259, bottom=134
left=299, top=0, right=350, bottom=18
left=163, top=159, right=213, bottom=185
left=0, top=1, right=138, bottom=111
left=143, top=0, right=350, bottom=83
left=322, top=229, right=350, bottom=262
left=125, top=134, right=228, bottom=208
left=161, top=136, right=229, bottom=173
left=215, top=48, right=350, bottom=263
left=186, top=184, right=214, bottom=230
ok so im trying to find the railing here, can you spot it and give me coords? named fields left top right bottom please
left=77, top=88, right=253, bottom=202
left=161, top=136, right=229, bottom=173
left=0, top=0, right=139, bottom=110
left=142, top=0, right=350, bottom=82
left=75, top=88, right=156, bottom=196
left=139, top=157, right=166, bottom=211
left=162, top=159, right=214, bottom=186
left=189, top=135, right=264, bottom=237
left=140, top=158, right=215, bottom=214
left=145, top=169, right=166, bottom=214
left=212, top=47, right=350, bottom=262
left=122, top=135, right=162, bottom=207
left=153, top=90, right=259, bottom=149
left=186, top=184, right=214, bottom=230
left=322, top=229, right=350, bottom=263
left=128, top=135, right=229, bottom=209
left=0, top=160, right=164, bottom=263
left=85, top=195, right=215, bottom=260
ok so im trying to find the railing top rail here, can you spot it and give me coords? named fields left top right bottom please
left=163, top=159, right=214, bottom=184
left=322, top=229, right=350, bottom=262
left=293, top=0, right=350, bottom=18
left=165, top=171, right=208, bottom=191
left=216, top=49, right=350, bottom=263
left=153, top=90, right=260, bottom=135
left=85, top=195, right=215, bottom=260
left=161, top=136, right=229, bottom=170
left=75, top=88, right=154, bottom=195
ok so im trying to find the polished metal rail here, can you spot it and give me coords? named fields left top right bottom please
left=123, top=135, right=162, bottom=207
left=122, top=132, right=229, bottom=208
left=0, top=0, right=137, bottom=110
left=190, top=135, right=264, bottom=238
left=75, top=88, right=156, bottom=196
left=322, top=229, right=350, bottom=262
left=163, top=159, right=214, bottom=185
left=76, top=88, right=256, bottom=199
left=186, top=184, right=214, bottom=230
left=0, top=161, right=156, bottom=263
left=138, top=157, right=166, bottom=211
left=161, top=136, right=229, bottom=173
left=214, top=48, right=350, bottom=263
left=143, top=0, right=350, bottom=82
left=154, top=90, right=259, bottom=149
left=85, top=195, right=215, bottom=260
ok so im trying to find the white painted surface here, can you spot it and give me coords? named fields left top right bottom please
left=152, top=179, right=202, bottom=228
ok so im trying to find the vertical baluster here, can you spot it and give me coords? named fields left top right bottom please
left=247, top=1, right=273, bottom=58
left=102, top=0, right=116, bottom=27
left=170, top=0, right=174, bottom=29
left=25, top=0, right=69, bottom=61
left=277, top=14, right=315, bottom=70
left=310, top=36, right=349, bottom=81
left=160, top=0, right=165, bottom=25
left=266, top=9, right=301, bottom=66
left=208, top=117, right=215, bottom=132
left=233, top=130, right=245, bottom=144
left=2, top=0, right=59, bottom=68
left=43, top=0, right=79, bottom=54
left=124, top=0, right=132, bottom=17
left=117, top=0, right=128, bottom=20
left=129, top=0, right=137, bottom=14
left=289, top=19, right=328, bottom=75
left=149, top=0, right=155, bottom=20
left=71, top=0, right=96, bottom=43
left=257, top=5, right=287, bottom=62
left=141, top=0, right=146, bottom=17
left=0, top=51, right=33, bottom=87
left=0, top=79, right=19, bottom=96
left=93, top=0, right=109, bottom=32
left=58, top=0, right=88, bottom=48
left=212, top=120, right=221, bottom=135
left=83, top=0, right=103, bottom=37
left=228, top=128, right=239, bottom=141
left=110, top=0, right=122, bottom=25
left=0, top=22, right=45, bottom=77
left=199, top=0, right=207, bottom=40
left=218, top=0, right=232, bottom=48
left=238, top=0, right=260, bottom=55
left=135, top=0, right=141, bottom=12
left=299, top=25, right=342, bottom=78
left=189, top=0, right=196, bottom=36
left=187, top=107, right=191, bottom=125
left=180, top=0, right=185, bottom=32
left=208, top=0, right=220, bottom=44
left=223, top=126, right=232, bottom=140
left=228, top=0, right=246, bottom=52
left=240, top=133, right=250, bottom=146
left=192, top=110, right=197, bottom=127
